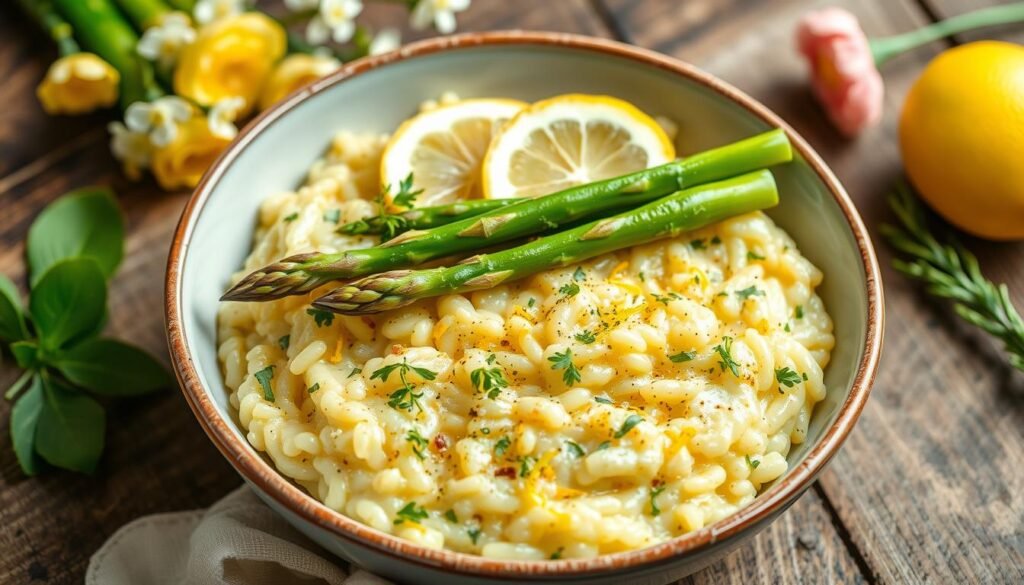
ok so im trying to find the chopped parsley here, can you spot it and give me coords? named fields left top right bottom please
left=559, top=282, right=580, bottom=297
left=802, top=372, right=809, bottom=381
left=565, top=440, right=586, bottom=458
left=307, top=382, right=320, bottom=394
left=494, top=435, right=511, bottom=456
left=573, top=267, right=586, bottom=281
left=371, top=359, right=437, bottom=412
left=323, top=209, right=340, bottom=224
left=690, top=239, right=707, bottom=250
left=650, top=485, right=666, bottom=516
left=550, top=547, right=564, bottom=560
left=467, top=527, right=482, bottom=545
left=775, top=367, right=802, bottom=388
left=548, top=349, right=581, bottom=386
left=652, top=291, right=683, bottom=305
left=594, top=395, right=614, bottom=405
left=714, top=336, right=741, bottom=377
left=746, top=455, right=761, bottom=469
left=795, top=305, right=804, bottom=319
left=278, top=334, right=290, bottom=350
left=711, top=235, right=722, bottom=245
left=614, top=414, right=644, bottom=439
left=283, top=212, right=298, bottom=222
left=470, top=354, right=508, bottom=399
left=669, top=350, right=695, bottom=363
left=348, top=367, right=362, bottom=378
left=391, top=173, right=423, bottom=208
left=527, top=297, right=536, bottom=308
left=444, top=509, right=458, bottom=523
left=784, top=323, right=791, bottom=332
left=406, top=428, right=429, bottom=460
left=574, top=330, right=596, bottom=344
left=518, top=455, right=536, bottom=477
left=747, top=250, right=766, bottom=261
left=306, top=307, right=335, bottom=327
left=254, top=366, right=275, bottom=401
left=393, top=502, right=428, bottom=525
left=735, top=285, right=764, bottom=301
left=596, top=440, right=611, bottom=451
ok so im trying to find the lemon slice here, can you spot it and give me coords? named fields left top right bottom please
left=381, top=98, right=527, bottom=206
left=482, top=94, right=676, bottom=199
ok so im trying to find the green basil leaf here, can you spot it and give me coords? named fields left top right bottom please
left=35, top=377, right=105, bottom=474
left=54, top=338, right=170, bottom=396
left=10, top=375, right=44, bottom=475
left=27, top=187, right=124, bottom=285
left=29, top=259, right=107, bottom=351
left=10, top=340, right=40, bottom=370
left=0, top=274, right=28, bottom=342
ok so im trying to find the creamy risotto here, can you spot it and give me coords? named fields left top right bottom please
left=218, top=127, right=834, bottom=560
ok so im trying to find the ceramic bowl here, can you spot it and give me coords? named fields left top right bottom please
left=166, top=31, right=883, bottom=585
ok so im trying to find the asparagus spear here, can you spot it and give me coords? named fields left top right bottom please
left=221, top=130, right=791, bottom=302
left=313, top=170, right=778, bottom=315
left=338, top=198, right=519, bottom=237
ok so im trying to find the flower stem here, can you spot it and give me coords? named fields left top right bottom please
left=51, top=0, right=165, bottom=108
left=112, top=0, right=174, bottom=30
left=165, top=0, right=196, bottom=11
left=4, top=370, right=34, bottom=401
left=870, top=2, right=1024, bottom=65
left=16, top=0, right=80, bottom=56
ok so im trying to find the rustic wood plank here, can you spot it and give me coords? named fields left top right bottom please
left=609, top=0, right=1024, bottom=582
left=0, top=4, right=611, bottom=584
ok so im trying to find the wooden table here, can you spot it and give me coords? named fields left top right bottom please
left=1, top=1, right=1022, bottom=583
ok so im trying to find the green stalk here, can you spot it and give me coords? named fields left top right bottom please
left=16, top=0, right=79, bottom=56
left=222, top=129, right=792, bottom=302
left=338, top=199, right=520, bottom=237
left=870, top=2, right=1024, bottom=65
left=165, top=0, right=195, bottom=11
left=51, top=0, right=164, bottom=108
left=314, top=170, right=779, bottom=314
left=112, top=0, right=173, bottom=30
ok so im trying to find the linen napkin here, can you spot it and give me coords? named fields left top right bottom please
left=87, top=486, right=394, bottom=585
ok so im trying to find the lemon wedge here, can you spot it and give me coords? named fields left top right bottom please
left=482, top=94, right=675, bottom=199
left=380, top=98, right=527, bottom=206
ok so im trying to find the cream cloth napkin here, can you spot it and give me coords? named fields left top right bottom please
left=87, top=486, right=395, bottom=585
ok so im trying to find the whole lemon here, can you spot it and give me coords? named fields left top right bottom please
left=900, top=41, right=1024, bottom=240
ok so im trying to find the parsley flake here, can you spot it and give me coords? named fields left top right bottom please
left=565, top=440, right=585, bottom=458
left=518, top=455, right=536, bottom=477
left=735, top=285, right=764, bottom=301
left=393, top=502, right=428, bottom=525
left=690, top=239, right=707, bottom=250
left=614, top=414, right=644, bottom=439
left=594, top=395, right=614, bottom=405
left=467, top=527, right=482, bottom=545
left=444, top=509, right=458, bottom=523
left=548, top=349, right=581, bottom=386
left=714, top=336, right=741, bottom=377
left=596, top=440, right=611, bottom=451
left=574, top=330, right=596, bottom=344
left=650, top=485, right=666, bottom=516
left=283, top=212, right=298, bottom=223
left=371, top=359, right=436, bottom=412
left=406, top=428, right=429, bottom=460
left=775, top=367, right=802, bottom=388
left=527, top=298, right=536, bottom=308
left=747, top=250, right=766, bottom=261
left=307, top=382, right=320, bottom=394
left=559, top=282, right=580, bottom=297
left=746, top=455, right=761, bottom=469
left=254, top=366, right=275, bottom=402
left=494, top=435, right=511, bottom=456
left=669, top=350, right=695, bottom=363
left=573, top=267, right=586, bottom=281
left=278, top=335, right=290, bottom=350
left=306, top=308, right=335, bottom=328
left=470, top=356, right=508, bottom=400
left=348, top=367, right=362, bottom=378
left=795, top=305, right=804, bottom=319
left=550, top=547, right=564, bottom=560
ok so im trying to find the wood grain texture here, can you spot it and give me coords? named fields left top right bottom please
left=608, top=0, right=1024, bottom=582
left=0, top=4, right=611, bottom=585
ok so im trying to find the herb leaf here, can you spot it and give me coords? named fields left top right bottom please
left=406, top=428, right=429, bottom=460
left=775, top=367, right=802, bottom=388
left=393, top=501, right=428, bottom=525
left=574, top=330, right=596, bottom=344
left=0, top=274, right=28, bottom=343
left=614, top=414, right=644, bottom=439
left=594, top=395, right=614, bottom=405
left=29, top=258, right=107, bottom=351
left=35, top=378, right=106, bottom=474
left=668, top=350, right=695, bottom=363
left=548, top=349, right=581, bottom=386
left=306, top=308, right=335, bottom=328
left=254, top=366, right=275, bottom=401
left=53, top=338, right=170, bottom=396
left=573, top=267, right=586, bottom=281
left=746, top=455, right=761, bottom=469
left=494, top=435, right=511, bottom=456
left=735, top=285, right=764, bottom=301
left=27, top=187, right=124, bottom=285
left=650, top=485, right=666, bottom=516
left=565, top=440, right=585, bottom=458
left=559, top=282, right=580, bottom=297
left=278, top=335, right=290, bottom=351
left=392, top=173, right=424, bottom=208
left=444, top=509, right=458, bottom=523
left=713, top=336, right=741, bottom=377
left=470, top=357, right=509, bottom=400
left=518, top=455, right=536, bottom=477
left=10, top=376, right=44, bottom=475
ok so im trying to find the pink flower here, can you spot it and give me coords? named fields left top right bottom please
left=796, top=7, right=884, bottom=137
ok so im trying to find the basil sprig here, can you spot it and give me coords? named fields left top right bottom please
left=2, top=188, right=170, bottom=475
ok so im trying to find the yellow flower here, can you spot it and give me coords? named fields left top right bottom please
left=37, top=53, right=120, bottom=115
left=259, top=54, right=340, bottom=111
left=151, top=117, right=232, bottom=190
left=173, top=12, right=286, bottom=117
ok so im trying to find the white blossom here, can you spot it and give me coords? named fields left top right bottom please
left=207, top=97, right=246, bottom=139
left=194, top=0, right=245, bottom=25
left=137, top=12, right=196, bottom=68
left=125, top=96, right=193, bottom=147
left=307, top=0, right=363, bottom=44
left=369, top=28, right=401, bottom=55
left=410, top=0, right=470, bottom=34
left=108, top=121, right=153, bottom=180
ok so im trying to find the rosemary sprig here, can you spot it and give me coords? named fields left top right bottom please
left=881, top=184, right=1024, bottom=372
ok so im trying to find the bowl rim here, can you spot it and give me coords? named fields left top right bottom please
left=165, top=30, right=884, bottom=578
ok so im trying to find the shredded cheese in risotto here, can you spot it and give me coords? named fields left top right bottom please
left=217, top=128, right=835, bottom=560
